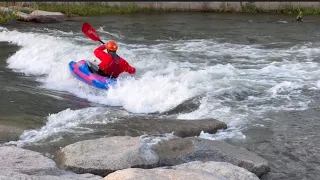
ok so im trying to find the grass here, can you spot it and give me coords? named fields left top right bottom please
left=240, top=2, right=264, bottom=13
left=239, top=2, right=320, bottom=15
left=31, top=2, right=181, bottom=17
left=0, top=11, right=18, bottom=23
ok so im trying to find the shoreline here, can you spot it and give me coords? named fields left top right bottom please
left=0, top=2, right=319, bottom=23
left=29, top=2, right=320, bottom=15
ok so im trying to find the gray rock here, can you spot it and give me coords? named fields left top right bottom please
left=56, top=136, right=159, bottom=177
left=15, top=11, right=29, bottom=21
left=0, top=125, right=24, bottom=142
left=104, top=161, right=259, bottom=180
left=152, top=137, right=270, bottom=177
left=26, top=10, right=64, bottom=23
left=98, top=117, right=227, bottom=138
left=0, top=146, right=103, bottom=180
left=0, top=146, right=63, bottom=176
left=0, top=171, right=102, bottom=180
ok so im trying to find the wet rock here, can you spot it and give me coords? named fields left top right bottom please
left=23, top=10, right=65, bottom=23
left=56, top=136, right=159, bottom=177
left=104, top=161, right=259, bottom=180
left=152, top=137, right=270, bottom=177
left=0, top=125, right=24, bottom=142
left=99, top=117, right=227, bottom=138
left=0, top=146, right=102, bottom=180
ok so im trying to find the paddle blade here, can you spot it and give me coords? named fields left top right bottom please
left=82, top=22, right=104, bottom=44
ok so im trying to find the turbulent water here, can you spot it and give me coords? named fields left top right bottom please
left=1, top=13, right=320, bottom=179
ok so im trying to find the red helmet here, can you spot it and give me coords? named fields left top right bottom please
left=106, top=40, right=118, bottom=52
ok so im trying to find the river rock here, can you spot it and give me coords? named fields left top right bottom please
left=22, top=10, right=64, bottom=23
left=56, top=136, right=159, bottom=177
left=0, top=171, right=102, bottom=180
left=15, top=11, right=29, bottom=21
left=0, top=146, right=102, bottom=180
left=0, top=146, right=60, bottom=175
left=152, top=137, right=270, bottom=177
left=0, top=125, right=24, bottom=142
left=104, top=161, right=259, bottom=180
left=97, top=117, right=227, bottom=138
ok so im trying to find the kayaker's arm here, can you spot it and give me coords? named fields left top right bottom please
left=120, top=58, right=136, bottom=74
left=94, top=45, right=112, bottom=68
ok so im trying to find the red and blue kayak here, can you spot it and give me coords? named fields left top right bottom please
left=69, top=60, right=117, bottom=89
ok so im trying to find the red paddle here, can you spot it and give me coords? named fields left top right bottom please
left=82, top=22, right=105, bottom=44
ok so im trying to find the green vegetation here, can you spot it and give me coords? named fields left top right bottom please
left=277, top=7, right=320, bottom=15
left=239, top=2, right=320, bottom=14
left=32, top=2, right=186, bottom=17
left=240, top=2, right=264, bottom=13
left=0, top=11, right=17, bottom=23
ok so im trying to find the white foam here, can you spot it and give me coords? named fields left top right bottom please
left=141, top=132, right=179, bottom=147
left=8, top=107, right=125, bottom=146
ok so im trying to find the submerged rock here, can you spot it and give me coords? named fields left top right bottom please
left=56, top=136, right=159, bottom=177
left=104, top=161, right=259, bottom=180
left=0, top=125, right=24, bottom=142
left=99, top=117, right=227, bottom=138
left=152, top=137, right=270, bottom=177
left=0, top=146, right=102, bottom=179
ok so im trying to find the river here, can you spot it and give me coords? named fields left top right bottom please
left=1, top=13, right=320, bottom=180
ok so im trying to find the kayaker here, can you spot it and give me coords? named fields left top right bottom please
left=93, top=40, right=136, bottom=78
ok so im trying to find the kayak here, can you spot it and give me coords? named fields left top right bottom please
left=69, top=60, right=117, bottom=89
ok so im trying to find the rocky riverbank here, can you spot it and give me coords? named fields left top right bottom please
left=0, top=116, right=271, bottom=180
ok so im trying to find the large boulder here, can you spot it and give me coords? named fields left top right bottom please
left=152, top=137, right=270, bottom=177
left=24, top=10, right=64, bottom=23
left=0, top=146, right=102, bottom=180
left=104, top=161, right=259, bottom=180
left=56, top=136, right=159, bottom=177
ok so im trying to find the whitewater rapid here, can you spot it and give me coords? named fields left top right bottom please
left=1, top=25, right=320, bottom=145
